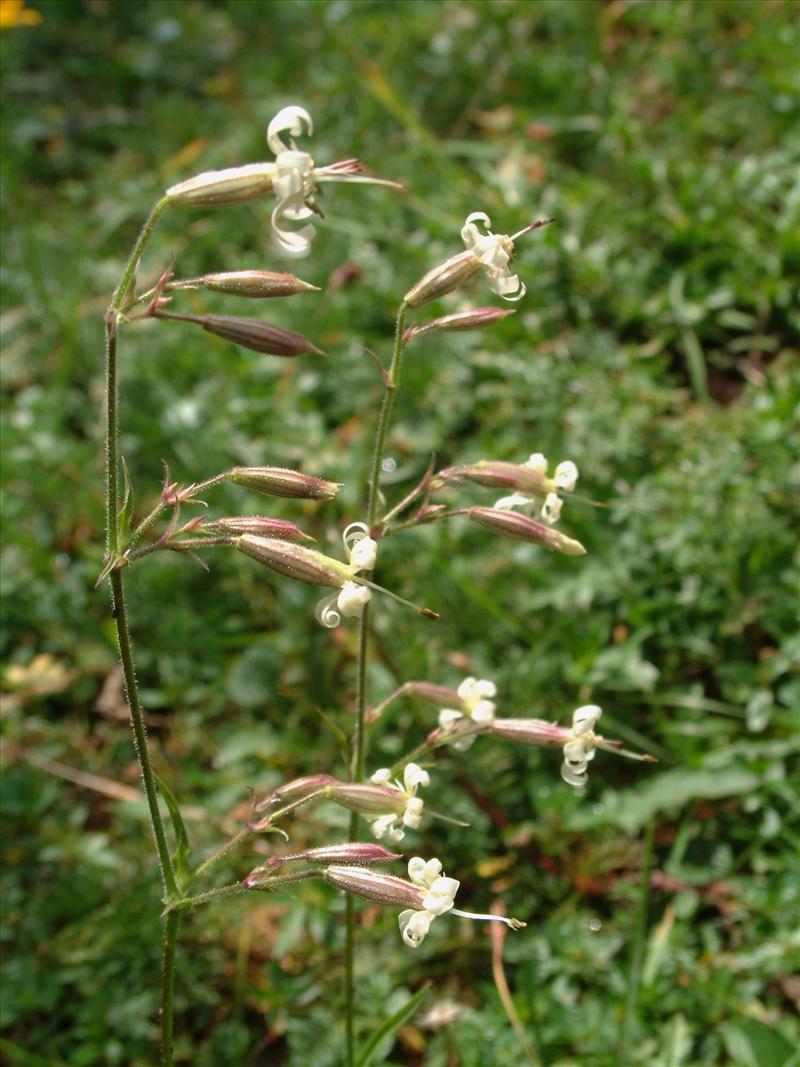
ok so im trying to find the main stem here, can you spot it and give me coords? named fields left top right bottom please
left=344, top=304, right=408, bottom=1066
left=104, top=198, right=179, bottom=1067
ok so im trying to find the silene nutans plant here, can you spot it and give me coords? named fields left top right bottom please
left=100, top=104, right=657, bottom=1066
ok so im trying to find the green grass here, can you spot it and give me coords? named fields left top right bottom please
left=2, top=1, right=799, bottom=1064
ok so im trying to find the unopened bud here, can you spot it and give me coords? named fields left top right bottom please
left=265, top=843, right=402, bottom=870
left=169, top=271, right=320, bottom=299
left=403, top=250, right=481, bottom=309
left=229, top=466, right=340, bottom=501
left=324, top=866, right=425, bottom=909
left=488, top=718, right=569, bottom=747
left=205, top=516, right=314, bottom=542
left=404, top=307, right=515, bottom=343
left=165, top=162, right=277, bottom=207
left=256, top=774, right=338, bottom=813
left=236, top=535, right=352, bottom=586
left=195, top=314, right=325, bottom=357
left=467, top=506, right=586, bottom=555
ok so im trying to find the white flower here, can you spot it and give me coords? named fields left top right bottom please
left=366, top=763, right=430, bottom=842
left=461, top=212, right=526, bottom=302
left=398, top=855, right=525, bottom=949
left=266, top=105, right=400, bottom=258
left=560, top=704, right=602, bottom=789
left=314, top=521, right=378, bottom=627
left=494, top=453, right=579, bottom=525
left=439, top=676, right=497, bottom=750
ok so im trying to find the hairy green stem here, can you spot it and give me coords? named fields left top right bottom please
left=161, top=912, right=181, bottom=1067
left=191, top=828, right=250, bottom=885
left=105, top=197, right=178, bottom=1067
left=110, top=572, right=178, bottom=898
left=344, top=304, right=408, bottom=1066
left=619, top=818, right=656, bottom=1055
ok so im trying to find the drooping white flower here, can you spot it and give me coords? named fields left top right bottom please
left=494, top=452, right=579, bottom=525
left=366, top=763, right=430, bottom=842
left=397, top=855, right=525, bottom=949
left=266, top=105, right=400, bottom=258
left=560, top=704, right=602, bottom=789
left=439, top=676, right=497, bottom=750
left=460, top=212, right=526, bottom=302
left=314, top=521, right=377, bottom=627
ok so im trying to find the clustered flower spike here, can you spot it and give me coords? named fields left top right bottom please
left=439, top=676, right=497, bottom=750
left=266, top=105, right=401, bottom=258
left=495, top=452, right=579, bottom=525
left=315, top=522, right=377, bottom=627
left=367, top=763, right=430, bottom=841
left=460, top=212, right=526, bottom=301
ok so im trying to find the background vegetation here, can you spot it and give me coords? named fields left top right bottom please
left=2, top=1, right=799, bottom=1064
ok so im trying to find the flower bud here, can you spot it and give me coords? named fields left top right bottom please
left=196, top=314, right=325, bottom=357
left=256, top=773, right=338, bottom=812
left=169, top=271, right=320, bottom=299
left=323, top=866, right=425, bottom=910
left=487, top=718, right=569, bottom=747
left=229, top=466, right=340, bottom=500
left=165, top=162, right=277, bottom=207
left=205, top=516, right=314, bottom=542
left=404, top=307, right=515, bottom=343
left=467, top=506, right=586, bottom=555
left=236, top=535, right=352, bottom=586
left=264, top=843, right=402, bottom=869
left=403, top=250, right=482, bottom=308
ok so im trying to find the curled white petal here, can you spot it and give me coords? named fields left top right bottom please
left=572, top=705, right=602, bottom=733
left=314, top=591, right=342, bottom=629
left=404, top=763, right=430, bottom=790
left=271, top=200, right=316, bottom=258
left=370, top=767, right=392, bottom=785
left=494, top=493, right=531, bottom=510
left=439, top=707, right=463, bottom=730
left=399, top=909, right=433, bottom=948
left=267, top=105, right=313, bottom=156
left=525, top=453, right=548, bottom=474
left=370, top=813, right=401, bottom=840
left=461, top=211, right=492, bottom=247
left=541, top=492, right=563, bottom=525
left=554, top=460, right=579, bottom=493
left=561, top=761, right=588, bottom=789
left=349, top=536, right=377, bottom=572
left=423, top=876, right=460, bottom=915
left=471, top=699, right=496, bottom=725
left=408, top=857, right=442, bottom=886
left=337, top=581, right=371, bottom=618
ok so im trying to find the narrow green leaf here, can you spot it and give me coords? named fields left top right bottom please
left=355, top=985, right=429, bottom=1067
left=155, top=771, right=192, bottom=892
left=117, top=456, right=135, bottom=550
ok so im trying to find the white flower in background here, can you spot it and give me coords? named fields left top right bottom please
left=560, top=704, right=602, bottom=789
left=315, top=522, right=377, bottom=627
left=367, top=763, right=430, bottom=842
left=266, top=105, right=401, bottom=258
left=439, top=676, right=497, bottom=749
left=495, top=452, right=579, bottom=525
left=461, top=212, right=526, bottom=301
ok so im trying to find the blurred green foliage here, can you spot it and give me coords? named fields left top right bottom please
left=1, top=1, right=799, bottom=1064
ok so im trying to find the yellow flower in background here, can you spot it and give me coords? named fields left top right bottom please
left=0, top=0, right=42, bottom=27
